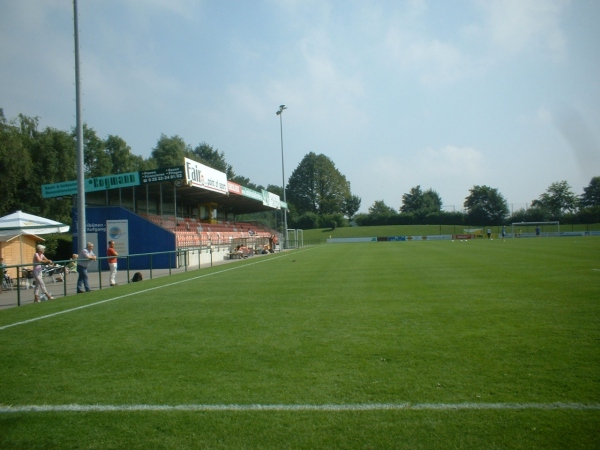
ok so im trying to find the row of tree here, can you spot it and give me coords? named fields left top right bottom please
left=353, top=179, right=600, bottom=228
left=284, top=154, right=600, bottom=227
left=0, top=109, right=281, bottom=225
left=1, top=108, right=598, bottom=230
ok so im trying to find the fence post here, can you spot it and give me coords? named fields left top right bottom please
left=16, top=270, right=21, bottom=307
left=97, top=260, right=103, bottom=289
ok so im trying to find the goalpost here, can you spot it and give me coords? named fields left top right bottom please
left=511, top=221, right=560, bottom=237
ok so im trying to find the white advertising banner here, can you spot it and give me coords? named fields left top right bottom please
left=184, top=157, right=228, bottom=195
left=262, top=190, right=281, bottom=209
left=106, top=220, right=130, bottom=256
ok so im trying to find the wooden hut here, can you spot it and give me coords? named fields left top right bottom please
left=0, top=234, right=44, bottom=280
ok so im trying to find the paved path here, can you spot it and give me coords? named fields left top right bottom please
left=0, top=252, right=267, bottom=310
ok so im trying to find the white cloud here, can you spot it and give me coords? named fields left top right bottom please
left=394, top=36, right=472, bottom=85
left=555, top=106, right=600, bottom=182
left=382, top=0, right=570, bottom=87
left=535, top=107, right=554, bottom=125
left=517, top=106, right=554, bottom=127
left=418, top=145, right=485, bottom=177
left=476, top=0, right=568, bottom=60
left=121, top=0, right=199, bottom=19
left=361, top=145, right=487, bottom=209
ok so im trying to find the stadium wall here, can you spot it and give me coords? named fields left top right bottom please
left=72, top=207, right=176, bottom=270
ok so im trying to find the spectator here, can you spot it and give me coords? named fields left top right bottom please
left=107, top=240, right=119, bottom=286
left=0, top=257, right=7, bottom=294
left=32, top=245, right=54, bottom=302
left=66, top=254, right=78, bottom=274
left=268, top=235, right=276, bottom=253
left=235, top=245, right=250, bottom=258
left=77, top=242, right=96, bottom=293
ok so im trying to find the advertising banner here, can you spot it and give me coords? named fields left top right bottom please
left=107, top=220, right=130, bottom=256
left=453, top=234, right=473, bottom=240
left=228, top=181, right=242, bottom=195
left=328, top=237, right=377, bottom=243
left=184, top=157, right=228, bottom=194
left=241, top=186, right=263, bottom=201
left=86, top=172, right=139, bottom=192
left=42, top=171, right=140, bottom=198
left=41, top=180, right=78, bottom=198
left=262, top=190, right=281, bottom=209
left=423, top=235, right=453, bottom=240
left=140, top=166, right=184, bottom=184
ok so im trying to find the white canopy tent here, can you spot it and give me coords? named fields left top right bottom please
left=0, top=210, right=70, bottom=266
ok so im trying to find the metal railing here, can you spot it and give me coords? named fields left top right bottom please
left=1, top=246, right=221, bottom=307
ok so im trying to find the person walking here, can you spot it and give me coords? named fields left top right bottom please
left=0, top=257, right=6, bottom=294
left=77, top=242, right=96, bottom=293
left=32, top=245, right=54, bottom=302
left=107, top=240, right=119, bottom=286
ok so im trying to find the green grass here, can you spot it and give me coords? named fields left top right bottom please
left=1, top=238, right=599, bottom=448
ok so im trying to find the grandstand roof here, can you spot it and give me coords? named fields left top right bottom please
left=132, top=182, right=278, bottom=216
left=171, top=184, right=277, bottom=215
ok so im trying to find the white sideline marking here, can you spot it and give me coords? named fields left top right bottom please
left=0, top=251, right=312, bottom=332
left=0, top=402, right=598, bottom=413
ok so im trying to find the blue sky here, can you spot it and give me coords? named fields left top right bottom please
left=1, top=0, right=599, bottom=213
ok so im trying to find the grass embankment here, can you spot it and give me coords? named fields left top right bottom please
left=301, top=223, right=600, bottom=243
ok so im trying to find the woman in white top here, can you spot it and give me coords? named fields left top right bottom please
left=33, top=244, right=54, bottom=302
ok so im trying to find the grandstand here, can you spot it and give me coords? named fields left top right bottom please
left=139, top=213, right=272, bottom=249
left=50, top=159, right=284, bottom=269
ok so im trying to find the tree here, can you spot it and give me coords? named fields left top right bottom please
left=32, top=127, right=77, bottom=223
left=464, top=185, right=509, bottom=224
left=401, top=185, right=442, bottom=217
left=0, top=110, right=76, bottom=221
left=265, top=184, right=282, bottom=196
left=81, top=124, right=112, bottom=177
left=342, top=195, right=361, bottom=220
left=580, top=176, right=600, bottom=208
left=0, top=111, right=32, bottom=215
left=105, top=135, right=148, bottom=174
left=191, top=142, right=234, bottom=178
left=531, top=180, right=578, bottom=217
left=230, top=174, right=264, bottom=192
left=286, top=152, right=351, bottom=216
left=151, top=134, right=191, bottom=168
left=368, top=200, right=396, bottom=217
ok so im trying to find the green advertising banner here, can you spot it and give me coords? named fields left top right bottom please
left=42, top=172, right=140, bottom=198
left=140, top=166, right=184, bottom=184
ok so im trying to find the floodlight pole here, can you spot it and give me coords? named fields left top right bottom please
left=73, top=0, right=86, bottom=249
left=276, top=104, right=288, bottom=249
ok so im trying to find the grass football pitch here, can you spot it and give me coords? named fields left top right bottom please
left=1, top=237, right=599, bottom=448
